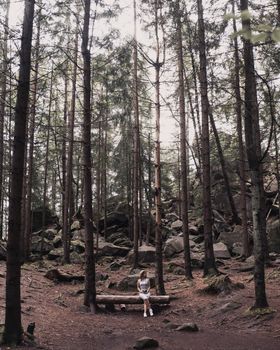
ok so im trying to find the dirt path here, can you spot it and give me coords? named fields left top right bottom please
left=1, top=259, right=280, bottom=350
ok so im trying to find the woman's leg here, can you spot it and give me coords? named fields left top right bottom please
left=147, top=299, right=153, bottom=316
left=143, top=300, right=148, bottom=316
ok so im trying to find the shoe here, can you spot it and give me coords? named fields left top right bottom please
left=149, top=309, right=153, bottom=316
left=144, top=312, right=147, bottom=318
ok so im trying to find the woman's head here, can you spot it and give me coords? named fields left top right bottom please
left=139, top=270, right=147, bottom=280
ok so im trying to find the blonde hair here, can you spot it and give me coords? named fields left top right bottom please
left=139, top=270, right=147, bottom=280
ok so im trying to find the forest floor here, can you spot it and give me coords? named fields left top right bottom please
left=1, top=257, right=280, bottom=350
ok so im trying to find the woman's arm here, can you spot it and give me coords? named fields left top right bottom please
left=137, top=279, right=141, bottom=292
left=147, top=278, right=151, bottom=292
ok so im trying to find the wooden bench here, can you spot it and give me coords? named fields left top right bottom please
left=96, top=294, right=170, bottom=306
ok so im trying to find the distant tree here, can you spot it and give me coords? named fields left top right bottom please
left=174, top=0, right=192, bottom=279
left=82, top=0, right=96, bottom=311
left=232, top=0, right=249, bottom=257
left=196, top=0, right=218, bottom=276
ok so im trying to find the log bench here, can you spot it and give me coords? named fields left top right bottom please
left=96, top=295, right=170, bottom=305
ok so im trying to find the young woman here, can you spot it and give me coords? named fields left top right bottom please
left=137, top=270, right=153, bottom=317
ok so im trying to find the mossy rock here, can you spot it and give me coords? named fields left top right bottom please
left=200, top=275, right=244, bottom=295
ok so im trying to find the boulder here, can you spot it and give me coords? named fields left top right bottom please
left=171, top=220, right=183, bottom=230
left=70, top=251, right=84, bottom=264
left=117, top=273, right=155, bottom=292
left=53, top=235, right=62, bottom=248
left=48, top=248, right=64, bottom=260
left=191, top=252, right=204, bottom=268
left=98, top=242, right=130, bottom=257
left=0, top=242, right=7, bottom=260
left=219, top=225, right=243, bottom=249
left=113, top=238, right=133, bottom=248
left=200, top=275, right=244, bottom=295
left=176, top=323, right=199, bottom=332
left=267, top=219, right=280, bottom=253
left=99, top=211, right=128, bottom=230
left=213, top=242, right=231, bottom=259
left=107, top=232, right=127, bottom=244
left=31, top=237, right=54, bottom=255
left=164, top=237, right=184, bottom=258
left=71, top=240, right=85, bottom=254
left=72, top=229, right=85, bottom=242
left=162, top=226, right=173, bottom=240
left=165, top=212, right=179, bottom=222
left=44, top=228, right=57, bottom=241
left=189, top=225, right=199, bottom=235
left=110, top=261, right=122, bottom=271
left=71, top=220, right=81, bottom=231
left=232, top=242, right=243, bottom=256
left=134, top=337, right=159, bottom=349
left=127, top=244, right=156, bottom=264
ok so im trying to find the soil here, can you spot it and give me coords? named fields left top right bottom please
left=1, top=257, right=280, bottom=350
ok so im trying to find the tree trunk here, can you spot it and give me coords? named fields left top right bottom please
left=24, top=4, right=41, bottom=259
left=42, top=67, right=54, bottom=232
left=146, top=133, right=152, bottom=244
left=4, top=0, right=35, bottom=344
left=133, top=0, right=141, bottom=268
left=232, top=0, right=249, bottom=257
left=102, top=90, right=108, bottom=241
left=0, top=0, right=11, bottom=239
left=82, top=0, right=96, bottom=311
left=154, top=0, right=165, bottom=295
left=197, top=0, right=217, bottom=276
left=63, top=18, right=79, bottom=264
left=176, top=0, right=192, bottom=279
left=240, top=0, right=268, bottom=308
left=274, top=128, right=280, bottom=220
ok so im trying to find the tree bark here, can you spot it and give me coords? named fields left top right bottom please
left=24, top=3, right=41, bottom=259
left=197, top=0, right=217, bottom=276
left=154, top=0, right=165, bottom=295
left=132, top=0, right=141, bottom=268
left=232, top=0, right=249, bottom=257
left=41, top=66, right=53, bottom=258
left=82, top=0, right=96, bottom=311
left=4, top=0, right=35, bottom=344
left=176, top=0, right=192, bottom=279
left=0, top=0, right=11, bottom=239
left=63, top=17, right=79, bottom=264
left=240, top=0, right=268, bottom=308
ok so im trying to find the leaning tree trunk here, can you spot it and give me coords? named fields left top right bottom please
left=4, top=0, right=35, bottom=344
left=82, top=0, right=96, bottom=311
left=240, top=0, right=268, bottom=308
left=209, top=111, right=241, bottom=224
left=154, top=0, right=165, bottom=295
left=197, top=0, right=217, bottom=276
left=176, top=0, right=192, bottom=279
left=232, top=0, right=249, bottom=257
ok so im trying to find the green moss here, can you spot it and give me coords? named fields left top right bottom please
left=244, top=307, right=276, bottom=317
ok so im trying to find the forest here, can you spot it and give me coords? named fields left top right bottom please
left=0, top=0, right=280, bottom=349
